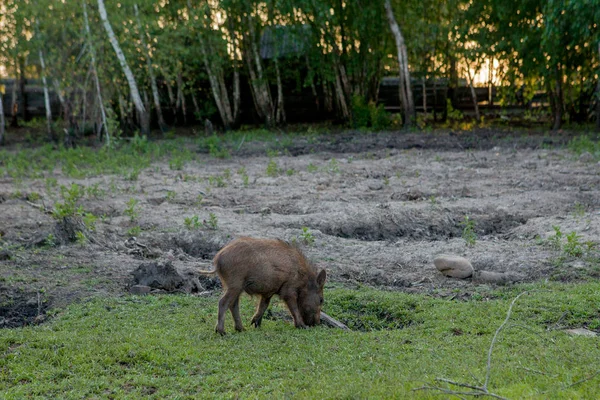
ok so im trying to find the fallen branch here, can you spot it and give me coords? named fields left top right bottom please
left=414, top=291, right=528, bottom=399
left=26, top=201, right=53, bottom=215
left=320, top=311, right=349, bottom=330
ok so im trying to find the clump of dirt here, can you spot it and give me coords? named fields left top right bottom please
left=0, top=285, right=50, bottom=328
left=130, top=261, right=220, bottom=293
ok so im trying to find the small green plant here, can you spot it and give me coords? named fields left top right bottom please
left=126, top=168, right=140, bottom=181
left=237, top=167, right=250, bottom=187
left=208, top=175, right=227, bottom=188
left=461, top=215, right=477, bottom=246
left=205, top=212, right=218, bottom=230
left=169, top=156, right=185, bottom=171
left=44, top=233, right=57, bottom=247
left=429, top=195, right=437, bottom=205
left=307, top=163, right=318, bottom=173
left=166, top=191, right=177, bottom=202
left=223, top=168, right=231, bottom=180
left=286, top=168, right=296, bottom=176
left=124, top=198, right=139, bottom=222
left=127, top=226, right=141, bottom=236
left=548, top=225, right=563, bottom=250
left=328, top=158, right=340, bottom=174
left=202, top=134, right=230, bottom=158
left=194, top=194, right=204, bottom=206
left=573, top=202, right=586, bottom=218
left=27, top=192, right=41, bottom=202
left=53, top=183, right=86, bottom=219
left=298, top=226, right=315, bottom=245
left=383, top=176, right=390, bottom=186
left=82, top=213, right=98, bottom=232
left=266, top=159, right=280, bottom=177
left=86, top=183, right=105, bottom=199
left=564, top=231, right=584, bottom=257
left=184, top=215, right=201, bottom=230
left=75, top=231, right=88, bottom=245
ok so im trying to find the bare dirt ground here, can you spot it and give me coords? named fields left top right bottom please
left=1, top=129, right=599, bottom=327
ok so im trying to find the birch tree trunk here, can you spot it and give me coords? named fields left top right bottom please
left=10, top=66, right=18, bottom=127
left=274, top=57, right=286, bottom=124
left=38, top=49, right=55, bottom=141
left=596, top=42, right=600, bottom=131
left=97, top=0, right=148, bottom=134
left=176, top=71, right=187, bottom=123
left=0, top=91, right=5, bottom=145
left=134, top=3, right=166, bottom=133
left=245, top=15, right=274, bottom=126
left=384, top=0, right=414, bottom=128
left=83, top=1, right=110, bottom=146
left=552, top=65, right=563, bottom=131
left=465, top=64, right=480, bottom=121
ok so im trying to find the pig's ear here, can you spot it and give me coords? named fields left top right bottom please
left=317, top=269, right=327, bottom=288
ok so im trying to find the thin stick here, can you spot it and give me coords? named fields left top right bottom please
left=484, top=291, right=527, bottom=391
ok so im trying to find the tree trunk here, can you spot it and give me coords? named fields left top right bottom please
left=97, top=0, right=148, bottom=134
left=552, top=65, right=563, bottom=130
left=38, top=49, right=55, bottom=142
left=422, top=78, right=427, bottom=115
left=18, top=57, right=28, bottom=122
left=176, top=72, right=187, bottom=123
left=274, top=58, right=286, bottom=124
left=465, top=65, right=480, bottom=121
left=0, top=91, right=5, bottom=145
left=134, top=3, right=166, bottom=134
left=596, top=42, right=600, bottom=131
left=83, top=1, right=110, bottom=145
left=334, top=71, right=350, bottom=119
left=10, top=68, right=18, bottom=127
left=384, top=0, right=414, bottom=128
left=245, top=15, right=274, bottom=126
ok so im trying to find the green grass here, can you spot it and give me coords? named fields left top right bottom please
left=1, top=282, right=599, bottom=398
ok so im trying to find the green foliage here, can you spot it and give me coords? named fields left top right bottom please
left=266, top=159, right=280, bottom=177
left=124, top=199, right=139, bottom=222
left=461, top=215, right=477, bottom=246
left=205, top=212, right=218, bottom=230
left=82, top=213, right=98, bottom=232
left=237, top=167, right=249, bottom=187
left=53, top=184, right=86, bottom=219
left=200, top=135, right=230, bottom=159
left=75, top=231, right=88, bottom=245
left=545, top=226, right=596, bottom=260
left=351, top=96, right=390, bottom=130
left=127, top=226, right=141, bottom=237
left=184, top=215, right=201, bottom=230
left=568, top=136, right=600, bottom=159
left=297, top=226, right=315, bottom=246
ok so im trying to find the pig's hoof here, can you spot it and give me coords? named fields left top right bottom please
left=295, top=323, right=308, bottom=329
left=215, top=327, right=226, bottom=336
left=235, top=326, right=245, bottom=332
left=251, top=318, right=262, bottom=328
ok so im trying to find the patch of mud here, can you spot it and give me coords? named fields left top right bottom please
left=152, top=231, right=232, bottom=259
left=296, top=207, right=527, bottom=241
left=130, top=261, right=220, bottom=292
left=0, top=285, right=50, bottom=328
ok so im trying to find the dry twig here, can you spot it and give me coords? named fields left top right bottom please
left=414, top=291, right=528, bottom=400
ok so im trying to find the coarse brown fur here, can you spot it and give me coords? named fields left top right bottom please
left=198, top=237, right=326, bottom=335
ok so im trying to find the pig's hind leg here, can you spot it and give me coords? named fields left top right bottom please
left=250, top=295, right=272, bottom=328
left=216, top=287, right=243, bottom=335
left=230, top=296, right=244, bottom=332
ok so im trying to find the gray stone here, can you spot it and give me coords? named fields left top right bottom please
left=565, top=328, right=597, bottom=337
left=579, top=152, right=594, bottom=163
left=129, top=285, right=152, bottom=295
left=472, top=270, right=525, bottom=285
left=367, top=181, right=384, bottom=191
left=434, top=255, right=474, bottom=279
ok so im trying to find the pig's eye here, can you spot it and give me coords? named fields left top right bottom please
left=320, top=297, right=324, bottom=305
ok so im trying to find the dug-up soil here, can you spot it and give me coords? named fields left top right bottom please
left=1, top=129, right=599, bottom=327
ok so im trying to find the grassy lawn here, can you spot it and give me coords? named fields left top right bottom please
left=1, top=282, right=599, bottom=399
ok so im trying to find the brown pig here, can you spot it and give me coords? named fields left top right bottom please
left=198, top=237, right=326, bottom=335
